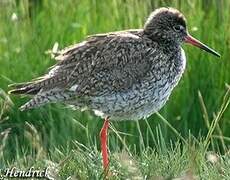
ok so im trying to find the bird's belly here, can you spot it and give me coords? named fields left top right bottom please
left=90, top=79, right=176, bottom=120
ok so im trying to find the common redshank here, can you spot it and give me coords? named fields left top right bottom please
left=9, top=7, right=220, bottom=170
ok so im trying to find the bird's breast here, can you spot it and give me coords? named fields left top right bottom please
left=180, top=48, right=186, bottom=73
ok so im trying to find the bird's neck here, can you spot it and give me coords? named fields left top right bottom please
left=160, top=40, right=181, bottom=54
left=142, top=32, right=181, bottom=53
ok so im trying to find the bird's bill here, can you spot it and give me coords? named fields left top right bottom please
left=185, top=34, right=220, bottom=57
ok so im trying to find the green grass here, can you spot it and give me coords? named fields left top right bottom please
left=0, top=0, right=230, bottom=179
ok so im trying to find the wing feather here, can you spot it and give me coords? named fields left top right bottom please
left=49, top=31, right=157, bottom=95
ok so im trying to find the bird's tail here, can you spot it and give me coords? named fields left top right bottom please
left=8, top=81, right=41, bottom=95
left=8, top=80, right=73, bottom=111
left=18, top=89, right=73, bottom=111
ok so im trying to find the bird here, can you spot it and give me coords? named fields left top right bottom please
left=8, top=7, right=220, bottom=171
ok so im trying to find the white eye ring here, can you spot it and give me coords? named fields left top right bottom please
left=173, top=25, right=184, bottom=32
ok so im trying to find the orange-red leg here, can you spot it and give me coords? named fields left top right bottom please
left=100, top=117, right=110, bottom=170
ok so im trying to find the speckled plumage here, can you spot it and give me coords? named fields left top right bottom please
left=9, top=8, right=188, bottom=120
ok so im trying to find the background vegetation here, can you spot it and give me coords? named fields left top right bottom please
left=0, top=0, right=229, bottom=179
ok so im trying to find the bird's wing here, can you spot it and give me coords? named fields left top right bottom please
left=9, top=32, right=157, bottom=97
left=9, top=32, right=159, bottom=110
left=49, top=32, right=157, bottom=96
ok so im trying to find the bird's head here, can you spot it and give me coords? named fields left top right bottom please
left=144, top=7, right=220, bottom=57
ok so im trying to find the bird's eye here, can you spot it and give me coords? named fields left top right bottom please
left=173, top=25, right=184, bottom=32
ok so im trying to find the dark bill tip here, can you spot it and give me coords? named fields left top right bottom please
left=185, top=35, right=221, bottom=58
